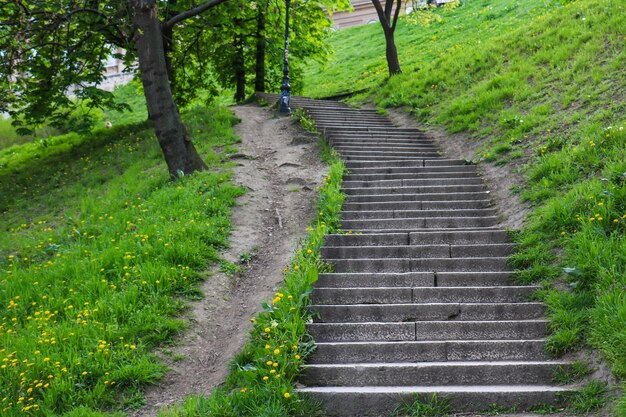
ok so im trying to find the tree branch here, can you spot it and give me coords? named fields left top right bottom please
left=391, top=0, right=402, bottom=31
left=164, top=0, right=228, bottom=29
left=371, top=0, right=390, bottom=30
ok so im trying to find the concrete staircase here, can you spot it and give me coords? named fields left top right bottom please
left=257, top=93, right=573, bottom=416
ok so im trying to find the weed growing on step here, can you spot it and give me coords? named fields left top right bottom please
left=559, top=380, right=609, bottom=414
left=392, top=393, right=452, bottom=417
left=0, top=106, right=244, bottom=416
left=552, top=360, right=594, bottom=385
left=293, top=108, right=317, bottom=134
left=157, top=140, right=345, bottom=416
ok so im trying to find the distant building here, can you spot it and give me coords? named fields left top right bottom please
left=99, top=49, right=135, bottom=91
left=330, top=0, right=457, bottom=29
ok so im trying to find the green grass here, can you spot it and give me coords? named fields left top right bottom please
left=392, top=393, right=452, bottom=417
left=302, top=0, right=625, bottom=412
left=0, top=118, right=61, bottom=150
left=0, top=81, right=148, bottom=152
left=155, top=117, right=346, bottom=417
left=0, top=105, right=244, bottom=416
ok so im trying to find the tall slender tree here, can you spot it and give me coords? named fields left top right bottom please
left=371, top=0, right=403, bottom=75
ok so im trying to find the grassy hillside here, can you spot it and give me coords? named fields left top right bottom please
left=0, top=105, right=244, bottom=416
left=303, top=0, right=625, bottom=413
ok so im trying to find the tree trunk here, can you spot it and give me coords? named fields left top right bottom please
left=254, top=1, right=267, bottom=93
left=162, top=0, right=176, bottom=92
left=132, top=0, right=207, bottom=177
left=233, top=19, right=246, bottom=103
left=371, top=0, right=403, bottom=76
left=384, top=30, right=402, bottom=75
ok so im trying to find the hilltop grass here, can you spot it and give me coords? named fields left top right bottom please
left=0, top=105, right=244, bottom=416
left=302, top=0, right=625, bottom=412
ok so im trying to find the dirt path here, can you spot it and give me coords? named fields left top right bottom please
left=130, top=104, right=326, bottom=416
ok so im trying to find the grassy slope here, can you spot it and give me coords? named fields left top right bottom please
left=0, top=103, right=244, bottom=416
left=303, top=0, right=625, bottom=413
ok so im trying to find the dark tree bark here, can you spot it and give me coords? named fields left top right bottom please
left=254, top=1, right=267, bottom=92
left=371, top=0, right=403, bottom=76
left=132, top=0, right=207, bottom=177
left=162, top=0, right=177, bottom=91
left=233, top=18, right=246, bottom=102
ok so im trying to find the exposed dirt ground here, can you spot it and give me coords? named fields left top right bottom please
left=386, top=108, right=529, bottom=230
left=130, top=104, right=326, bottom=416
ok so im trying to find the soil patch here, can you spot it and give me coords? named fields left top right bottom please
left=130, top=104, right=326, bottom=416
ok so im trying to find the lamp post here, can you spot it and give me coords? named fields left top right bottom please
left=279, top=0, right=291, bottom=114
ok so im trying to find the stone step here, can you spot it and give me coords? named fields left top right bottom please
left=311, top=302, right=545, bottom=322
left=315, top=272, right=516, bottom=288
left=323, top=126, right=424, bottom=134
left=324, top=230, right=509, bottom=246
left=301, top=361, right=570, bottom=387
left=339, top=151, right=443, bottom=159
left=344, top=184, right=487, bottom=195
left=340, top=208, right=496, bottom=219
left=343, top=177, right=483, bottom=188
left=308, top=109, right=381, bottom=116
left=312, top=117, right=394, bottom=123
left=327, top=257, right=510, bottom=273
left=311, top=286, right=537, bottom=305
left=296, top=386, right=570, bottom=415
left=345, top=159, right=469, bottom=168
left=342, top=200, right=493, bottom=211
left=344, top=178, right=485, bottom=189
left=317, top=123, right=398, bottom=130
left=334, top=144, right=439, bottom=152
left=343, top=155, right=444, bottom=162
left=321, top=243, right=513, bottom=258
left=309, top=110, right=388, bottom=117
left=346, top=165, right=477, bottom=175
left=340, top=216, right=499, bottom=230
left=309, top=340, right=549, bottom=363
left=328, top=134, right=430, bottom=141
left=327, top=131, right=428, bottom=137
left=330, top=139, right=435, bottom=147
left=308, top=320, right=547, bottom=342
left=344, top=173, right=480, bottom=182
left=346, top=192, right=492, bottom=203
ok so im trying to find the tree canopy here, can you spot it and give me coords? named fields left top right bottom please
left=0, top=0, right=350, bottom=176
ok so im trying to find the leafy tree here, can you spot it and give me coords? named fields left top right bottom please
left=371, top=0, right=402, bottom=75
left=0, top=0, right=229, bottom=177
left=187, top=0, right=351, bottom=102
left=0, top=0, right=348, bottom=177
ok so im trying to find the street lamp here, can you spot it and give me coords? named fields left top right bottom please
left=279, top=0, right=291, bottom=114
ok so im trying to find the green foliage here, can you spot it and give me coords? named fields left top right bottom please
left=293, top=109, right=317, bottom=133
left=552, top=360, right=593, bottom=384
left=0, top=105, right=244, bottom=416
left=560, top=380, right=609, bottom=413
left=392, top=393, right=452, bottom=417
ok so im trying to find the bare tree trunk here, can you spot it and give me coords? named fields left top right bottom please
left=162, top=0, right=177, bottom=91
left=384, top=30, right=402, bottom=75
left=254, top=1, right=267, bottom=92
left=233, top=18, right=246, bottom=102
left=371, top=0, right=403, bottom=76
left=132, top=0, right=207, bottom=177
